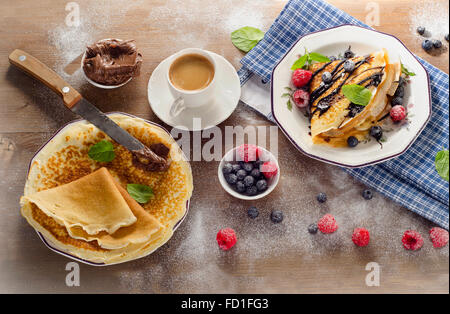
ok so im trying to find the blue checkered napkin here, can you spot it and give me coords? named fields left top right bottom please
left=238, top=0, right=449, bottom=229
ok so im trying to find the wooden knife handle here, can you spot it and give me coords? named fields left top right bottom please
left=8, top=49, right=82, bottom=108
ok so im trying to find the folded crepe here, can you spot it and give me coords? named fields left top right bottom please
left=309, top=49, right=400, bottom=147
left=22, top=167, right=137, bottom=235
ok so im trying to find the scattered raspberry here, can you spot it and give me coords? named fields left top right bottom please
left=429, top=227, right=449, bottom=248
left=292, top=89, right=310, bottom=108
left=317, top=214, right=338, bottom=234
left=352, top=228, right=370, bottom=247
left=261, top=161, right=278, bottom=179
left=216, top=228, right=237, bottom=251
left=390, top=105, right=407, bottom=122
left=402, top=230, right=424, bottom=251
left=236, top=144, right=260, bottom=162
left=292, top=69, right=313, bottom=88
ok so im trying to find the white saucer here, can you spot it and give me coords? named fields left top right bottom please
left=147, top=51, right=241, bottom=131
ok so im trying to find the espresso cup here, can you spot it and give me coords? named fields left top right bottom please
left=167, top=48, right=216, bottom=117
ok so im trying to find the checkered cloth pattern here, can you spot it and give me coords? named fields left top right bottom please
left=237, top=0, right=449, bottom=229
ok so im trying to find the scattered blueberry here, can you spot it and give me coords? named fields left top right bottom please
left=246, top=186, right=258, bottom=196
left=242, top=162, right=254, bottom=172
left=343, top=60, right=355, bottom=72
left=243, top=175, right=255, bottom=188
left=236, top=169, right=247, bottom=180
left=343, top=46, right=355, bottom=59
left=222, top=163, right=233, bottom=175
left=422, top=39, right=433, bottom=51
left=236, top=181, right=246, bottom=193
left=347, top=136, right=359, bottom=148
left=232, top=164, right=241, bottom=173
left=256, top=179, right=268, bottom=192
left=316, top=192, right=327, bottom=203
left=247, top=206, right=259, bottom=219
left=370, top=126, right=383, bottom=141
left=445, top=34, right=449, bottom=42
left=362, top=189, right=373, bottom=200
left=308, top=223, right=318, bottom=234
left=322, top=71, right=332, bottom=84
left=394, top=85, right=404, bottom=98
left=270, top=210, right=284, bottom=223
left=391, top=96, right=403, bottom=107
left=416, top=26, right=426, bottom=35
left=433, top=39, right=442, bottom=49
left=225, top=173, right=238, bottom=185
left=250, top=168, right=261, bottom=178
left=329, top=56, right=337, bottom=61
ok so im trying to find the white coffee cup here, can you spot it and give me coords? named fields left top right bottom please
left=167, top=48, right=216, bottom=117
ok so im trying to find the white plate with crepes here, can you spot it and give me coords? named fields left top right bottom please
left=271, top=25, right=431, bottom=168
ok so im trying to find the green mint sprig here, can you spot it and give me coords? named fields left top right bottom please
left=127, top=184, right=154, bottom=204
left=231, top=26, right=265, bottom=53
left=88, top=140, right=115, bottom=162
left=342, top=84, right=373, bottom=107
left=435, top=149, right=449, bottom=182
left=291, top=49, right=330, bottom=70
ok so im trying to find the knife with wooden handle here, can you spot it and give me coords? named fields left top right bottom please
left=8, top=49, right=167, bottom=169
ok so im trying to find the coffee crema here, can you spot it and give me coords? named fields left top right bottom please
left=169, top=53, right=214, bottom=91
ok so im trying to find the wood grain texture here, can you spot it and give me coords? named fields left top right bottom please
left=0, top=0, right=448, bottom=294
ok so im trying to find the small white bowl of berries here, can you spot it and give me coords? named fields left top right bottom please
left=218, top=144, right=280, bottom=200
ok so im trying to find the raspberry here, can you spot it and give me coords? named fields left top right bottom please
left=390, top=105, right=407, bottom=122
left=261, top=161, right=278, bottom=179
left=429, top=227, right=449, bottom=248
left=236, top=144, right=260, bottom=162
left=402, top=230, right=424, bottom=251
left=216, top=228, right=237, bottom=251
left=292, top=89, right=310, bottom=108
left=292, top=69, right=313, bottom=88
left=317, top=214, right=338, bottom=234
left=352, top=228, right=370, bottom=247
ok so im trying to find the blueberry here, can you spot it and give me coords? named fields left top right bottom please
left=362, top=189, right=373, bottom=200
left=344, top=46, right=355, bottom=59
left=322, top=71, right=332, bottom=84
left=316, top=192, right=327, bottom=203
left=343, top=60, right=355, bottom=72
left=394, top=85, right=405, bottom=98
left=370, top=126, right=383, bottom=141
left=417, top=26, right=426, bottom=35
left=398, top=76, right=405, bottom=87
left=270, top=210, right=284, bottom=223
left=422, top=39, right=433, bottom=51
left=250, top=168, right=261, bottom=178
left=236, top=181, right=246, bottom=193
left=256, top=179, right=268, bottom=192
left=347, top=136, right=359, bottom=148
left=445, top=34, right=449, bottom=42
left=243, top=175, right=255, bottom=187
left=246, top=186, right=258, bottom=196
left=232, top=164, right=241, bottom=173
left=225, top=173, right=238, bottom=185
left=308, top=223, right=318, bottom=234
left=391, top=97, right=403, bottom=106
left=247, top=206, right=259, bottom=219
left=433, top=39, right=442, bottom=49
left=329, top=56, right=337, bottom=61
left=254, top=160, right=264, bottom=168
left=242, top=162, right=254, bottom=172
left=236, top=169, right=247, bottom=180
left=222, top=163, right=233, bottom=175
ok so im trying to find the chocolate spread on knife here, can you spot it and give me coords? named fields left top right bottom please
left=82, top=39, right=142, bottom=86
left=132, top=144, right=171, bottom=172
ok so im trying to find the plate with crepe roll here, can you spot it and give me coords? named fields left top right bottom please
left=271, top=25, right=431, bottom=168
left=20, top=113, right=193, bottom=265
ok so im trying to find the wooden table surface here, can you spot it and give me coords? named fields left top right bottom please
left=0, top=0, right=448, bottom=294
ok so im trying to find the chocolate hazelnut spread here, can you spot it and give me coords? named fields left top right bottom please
left=132, top=144, right=171, bottom=172
left=82, top=39, right=142, bottom=86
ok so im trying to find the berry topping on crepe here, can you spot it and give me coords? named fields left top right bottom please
left=292, top=69, right=312, bottom=88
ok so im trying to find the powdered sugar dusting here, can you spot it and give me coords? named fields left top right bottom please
left=409, top=1, right=449, bottom=39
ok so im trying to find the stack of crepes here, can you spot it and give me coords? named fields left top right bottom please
left=309, top=49, right=401, bottom=147
left=20, top=114, right=193, bottom=264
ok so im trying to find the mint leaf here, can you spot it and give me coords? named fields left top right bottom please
left=88, top=140, right=115, bottom=162
left=308, top=52, right=330, bottom=63
left=127, top=184, right=154, bottom=204
left=287, top=99, right=293, bottom=111
left=231, top=26, right=264, bottom=52
left=401, top=63, right=416, bottom=77
left=291, top=54, right=309, bottom=70
left=342, top=84, right=373, bottom=106
left=435, top=150, right=449, bottom=182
